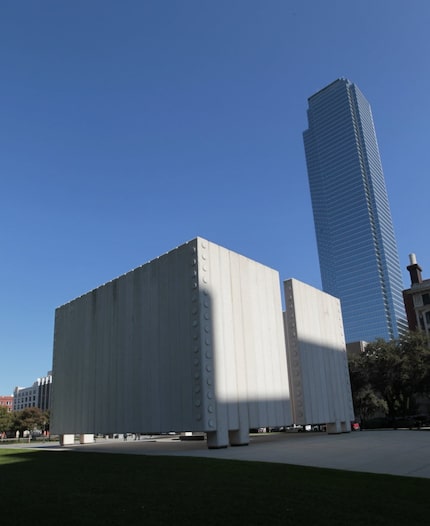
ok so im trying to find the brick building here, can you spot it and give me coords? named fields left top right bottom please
left=0, top=395, right=13, bottom=412
left=403, top=254, right=430, bottom=337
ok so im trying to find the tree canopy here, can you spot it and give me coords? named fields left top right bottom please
left=12, top=407, right=49, bottom=435
left=349, top=331, right=430, bottom=425
left=0, top=406, right=13, bottom=434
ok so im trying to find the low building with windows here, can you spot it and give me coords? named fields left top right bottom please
left=403, top=254, right=430, bottom=337
left=13, top=371, right=53, bottom=412
left=13, top=385, right=38, bottom=411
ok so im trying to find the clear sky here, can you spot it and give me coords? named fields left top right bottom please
left=1, top=0, right=429, bottom=394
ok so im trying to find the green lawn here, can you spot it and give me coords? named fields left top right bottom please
left=1, top=448, right=429, bottom=525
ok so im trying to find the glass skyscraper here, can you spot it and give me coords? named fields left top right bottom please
left=303, top=78, right=406, bottom=342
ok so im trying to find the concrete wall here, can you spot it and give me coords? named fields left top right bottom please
left=284, top=279, right=354, bottom=432
left=201, top=239, right=291, bottom=445
left=51, top=238, right=291, bottom=447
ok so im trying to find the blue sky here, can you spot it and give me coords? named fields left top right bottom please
left=1, top=0, right=429, bottom=393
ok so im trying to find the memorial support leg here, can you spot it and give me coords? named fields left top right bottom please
left=79, top=434, right=94, bottom=444
left=326, top=421, right=342, bottom=434
left=206, top=429, right=229, bottom=449
left=229, top=427, right=249, bottom=446
left=60, top=434, right=75, bottom=446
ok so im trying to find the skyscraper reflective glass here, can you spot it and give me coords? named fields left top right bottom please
left=303, top=78, right=406, bottom=342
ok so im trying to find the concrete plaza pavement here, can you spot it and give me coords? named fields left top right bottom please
left=34, top=429, right=430, bottom=479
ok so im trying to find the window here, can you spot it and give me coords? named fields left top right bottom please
left=422, top=293, right=430, bottom=305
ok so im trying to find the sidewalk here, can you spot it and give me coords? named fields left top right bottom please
left=18, top=428, right=430, bottom=479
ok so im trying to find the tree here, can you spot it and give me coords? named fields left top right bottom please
left=366, top=332, right=430, bottom=419
left=349, top=331, right=430, bottom=423
left=348, top=352, right=387, bottom=426
left=398, top=331, right=430, bottom=396
left=12, top=407, right=48, bottom=436
left=0, top=406, right=13, bottom=434
left=364, top=338, right=403, bottom=420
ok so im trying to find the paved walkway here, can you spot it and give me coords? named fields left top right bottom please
left=18, top=429, right=430, bottom=479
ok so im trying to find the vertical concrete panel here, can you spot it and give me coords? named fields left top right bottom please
left=227, top=249, right=250, bottom=433
left=259, top=267, right=273, bottom=423
left=265, top=269, right=290, bottom=423
left=238, top=256, right=261, bottom=426
left=247, top=258, right=267, bottom=423
left=206, top=241, right=232, bottom=438
left=219, top=247, right=240, bottom=430
left=205, top=240, right=291, bottom=432
left=144, top=260, right=162, bottom=432
left=126, top=271, right=137, bottom=429
left=51, top=309, right=67, bottom=431
left=156, top=252, right=171, bottom=427
left=78, top=293, right=93, bottom=431
left=197, top=239, right=223, bottom=442
left=284, top=278, right=354, bottom=428
left=189, top=241, right=204, bottom=429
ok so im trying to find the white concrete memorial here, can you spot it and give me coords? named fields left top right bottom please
left=52, top=238, right=292, bottom=448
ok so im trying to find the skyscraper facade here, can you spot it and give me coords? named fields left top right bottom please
left=303, top=78, right=406, bottom=342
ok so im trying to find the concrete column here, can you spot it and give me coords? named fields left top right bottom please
left=79, top=434, right=94, bottom=444
left=206, top=429, right=228, bottom=449
left=326, top=421, right=342, bottom=434
left=229, top=428, right=249, bottom=446
left=60, top=434, right=75, bottom=446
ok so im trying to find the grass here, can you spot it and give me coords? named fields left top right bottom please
left=1, top=448, right=429, bottom=525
